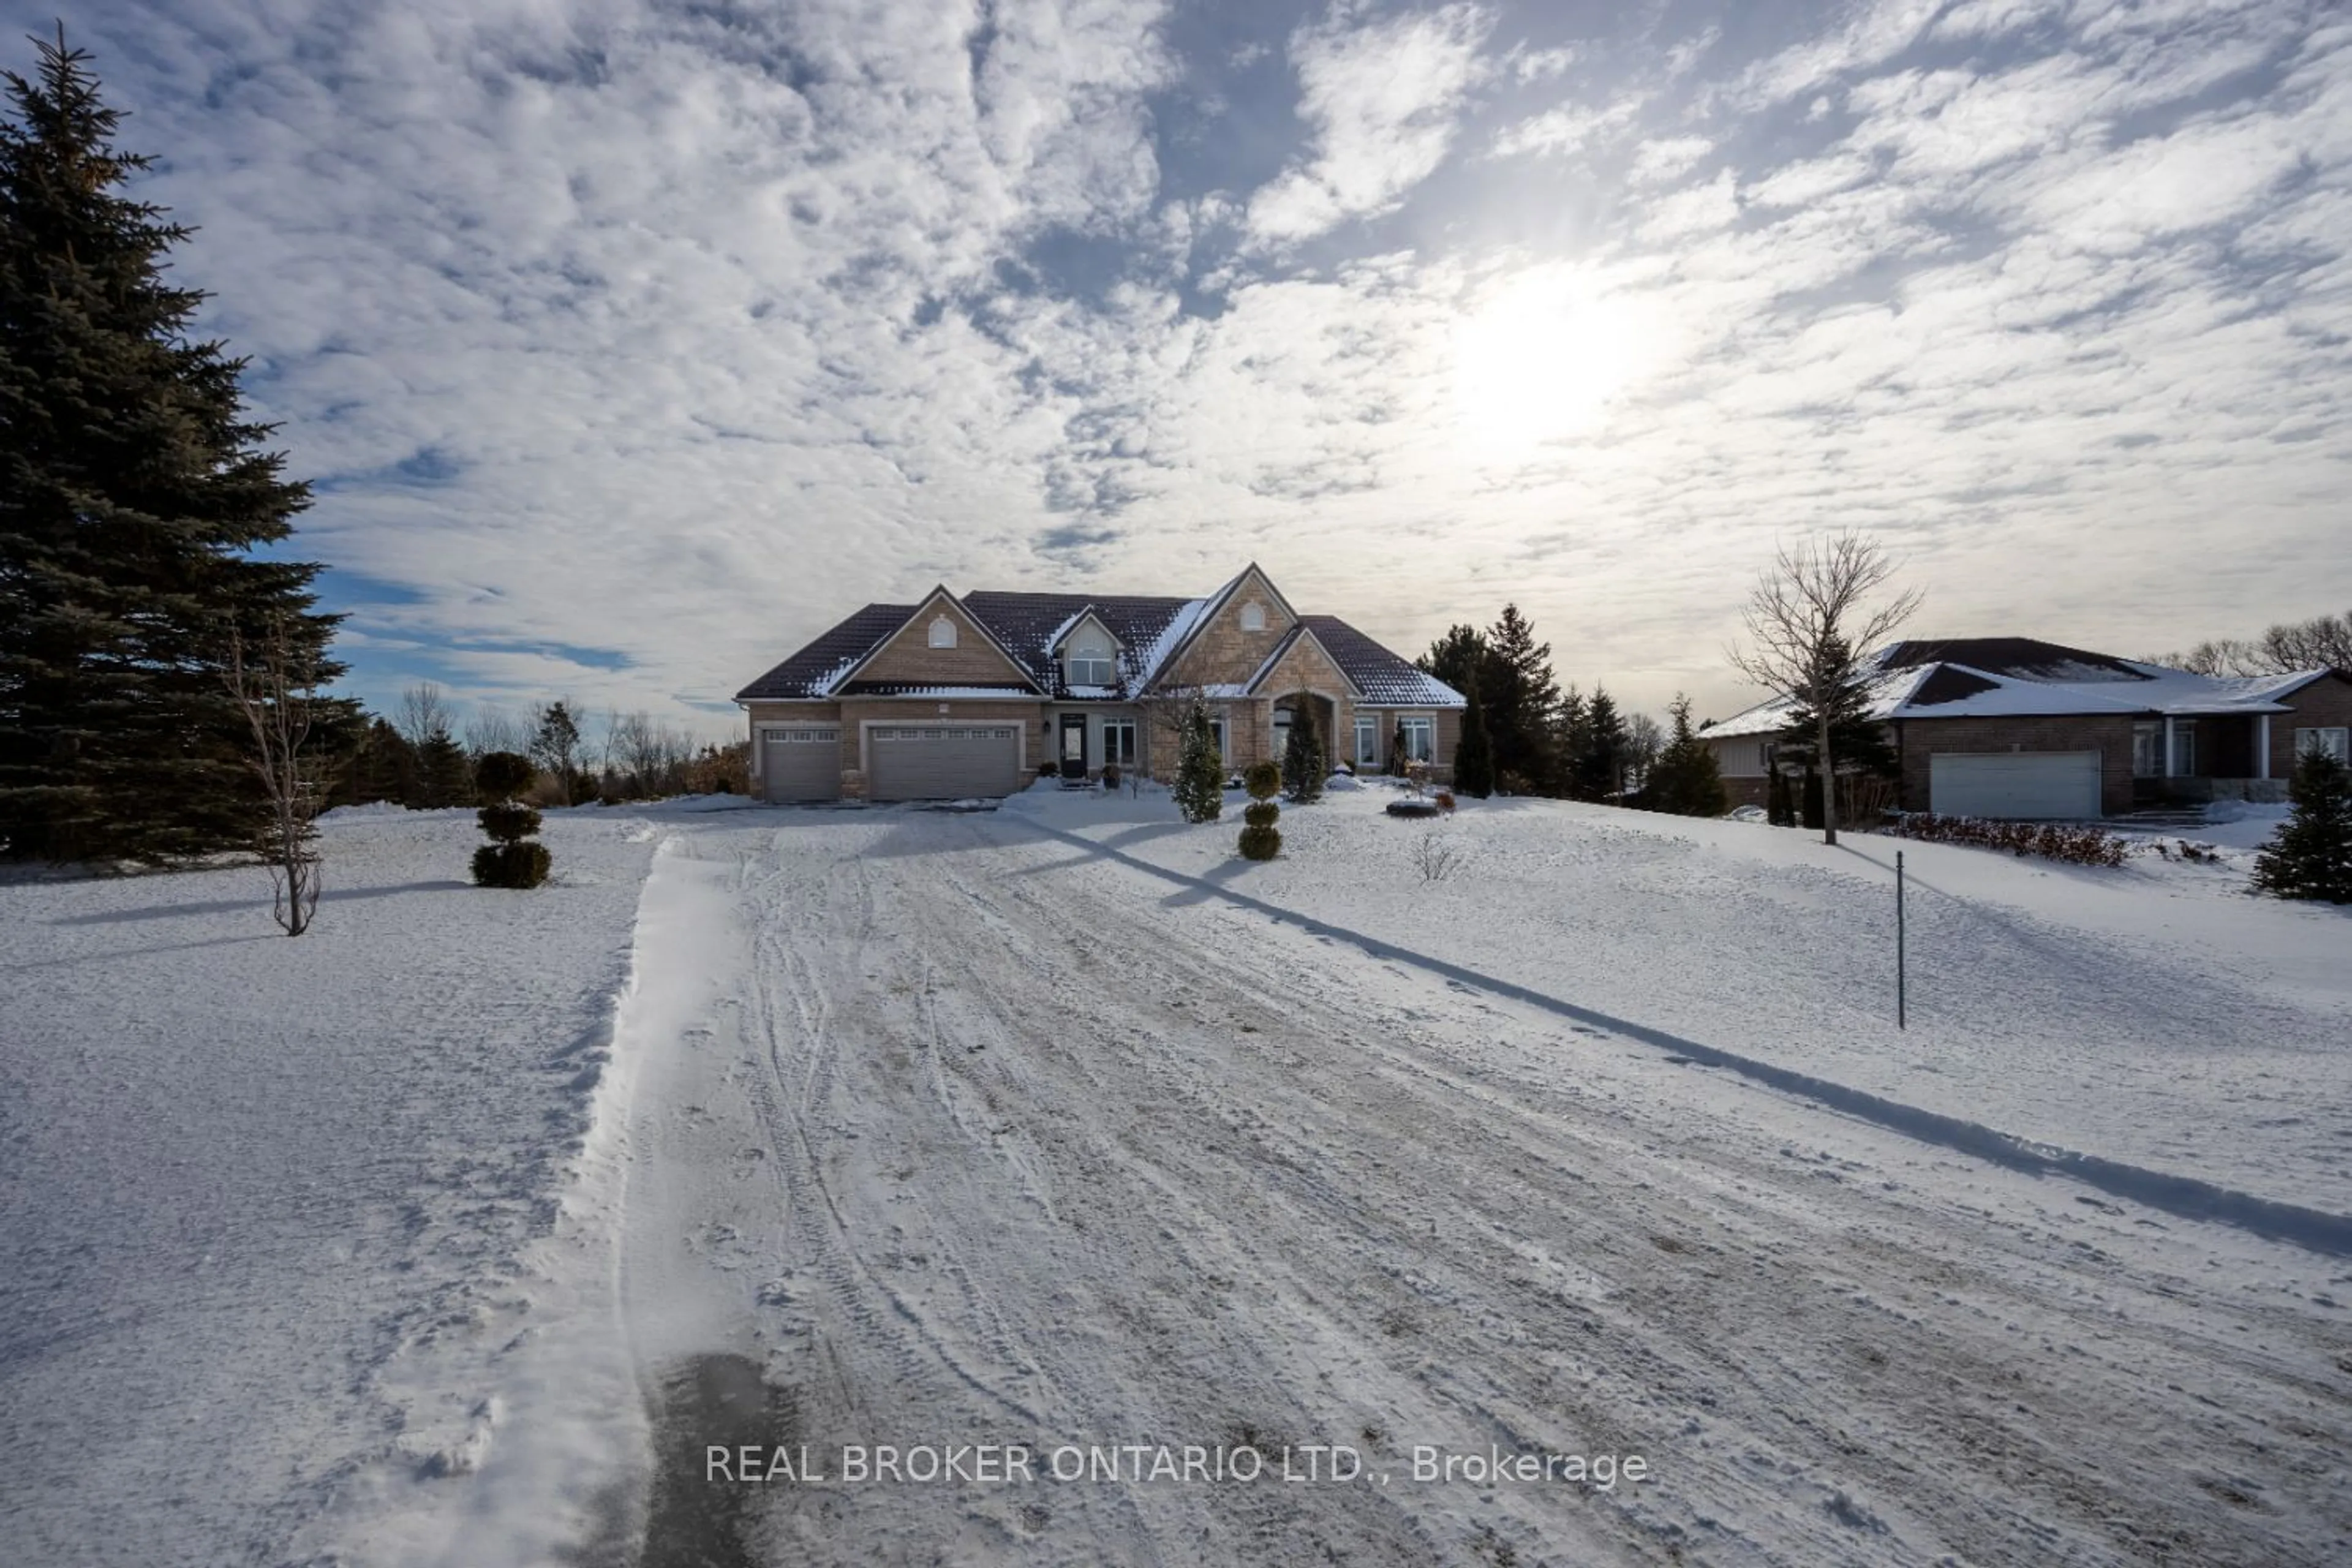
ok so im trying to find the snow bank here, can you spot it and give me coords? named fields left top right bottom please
left=0, top=810, right=662, bottom=1567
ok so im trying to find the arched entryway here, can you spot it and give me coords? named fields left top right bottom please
left=1270, top=690, right=1340, bottom=769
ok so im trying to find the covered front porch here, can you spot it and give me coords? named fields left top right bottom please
left=2130, top=711, right=2290, bottom=805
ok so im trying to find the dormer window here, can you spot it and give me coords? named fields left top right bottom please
left=1239, top=601, right=1266, bottom=632
left=928, top=615, right=958, bottom=649
left=1070, top=645, right=1114, bottom=686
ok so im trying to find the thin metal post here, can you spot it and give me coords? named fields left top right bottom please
left=1896, top=850, right=1907, bottom=1030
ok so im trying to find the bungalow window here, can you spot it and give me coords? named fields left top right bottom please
left=1354, top=716, right=1379, bottom=768
left=1399, top=717, right=1434, bottom=763
left=1208, top=715, right=1229, bottom=762
left=1101, top=720, right=1137, bottom=767
left=1239, top=601, right=1266, bottom=631
left=927, top=616, right=958, bottom=649
left=2297, top=726, right=2350, bottom=764
left=2136, top=721, right=2197, bottom=776
left=1069, top=644, right=1114, bottom=685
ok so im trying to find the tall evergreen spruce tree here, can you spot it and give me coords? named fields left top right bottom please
left=1173, top=698, right=1224, bottom=823
left=2252, top=744, right=2352, bottom=903
left=415, top=727, right=473, bottom=809
left=1482, top=605, right=1562, bottom=790
left=1452, top=675, right=1495, bottom=797
left=352, top=717, right=418, bottom=806
left=1642, top=695, right=1728, bottom=817
left=1, top=34, right=339, bottom=861
left=1575, top=687, right=1629, bottom=802
left=1280, top=693, right=1325, bottom=804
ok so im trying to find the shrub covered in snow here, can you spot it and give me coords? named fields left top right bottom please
left=1237, top=824, right=1281, bottom=859
left=1879, top=813, right=2127, bottom=867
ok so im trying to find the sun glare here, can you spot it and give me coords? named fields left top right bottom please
left=1450, top=269, right=1655, bottom=453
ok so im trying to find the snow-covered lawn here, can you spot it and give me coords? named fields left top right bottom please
left=1019, top=782, right=2351, bottom=1213
left=4, top=788, right=2348, bottom=1566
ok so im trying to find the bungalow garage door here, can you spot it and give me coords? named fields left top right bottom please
left=762, top=728, right=841, bottom=803
left=867, top=725, right=1022, bottom=802
left=1928, top=751, right=2101, bottom=820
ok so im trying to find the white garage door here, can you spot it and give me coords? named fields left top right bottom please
left=868, top=725, right=1022, bottom=802
left=762, top=728, right=841, bottom=802
left=1928, top=751, right=2102, bottom=820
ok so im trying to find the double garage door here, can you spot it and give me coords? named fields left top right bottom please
left=1928, top=751, right=2102, bottom=820
left=868, top=725, right=1022, bottom=802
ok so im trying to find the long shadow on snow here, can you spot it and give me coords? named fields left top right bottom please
left=47, top=880, right=473, bottom=925
left=1000, top=814, right=2352, bottom=1259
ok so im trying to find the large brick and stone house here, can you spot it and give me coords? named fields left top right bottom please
left=1699, top=638, right=2352, bottom=820
left=734, top=565, right=1466, bottom=802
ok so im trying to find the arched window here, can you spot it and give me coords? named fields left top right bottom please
left=1239, top=601, right=1266, bottom=631
left=928, top=615, right=958, bottom=649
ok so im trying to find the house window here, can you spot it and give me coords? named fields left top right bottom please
left=2132, top=723, right=2161, bottom=778
left=928, top=616, right=957, bottom=649
left=1756, top=742, right=1771, bottom=773
left=1239, top=601, right=1265, bottom=631
left=1355, top=717, right=1379, bottom=768
left=2172, top=722, right=2196, bottom=777
left=1399, top=717, right=1434, bottom=763
left=1208, top=715, right=1229, bottom=762
left=1070, top=645, right=1114, bottom=685
left=1102, top=720, right=1137, bottom=767
left=2297, top=726, right=2350, bottom=764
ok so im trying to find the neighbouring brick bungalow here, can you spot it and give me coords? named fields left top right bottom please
left=734, top=565, right=1466, bottom=802
left=1699, top=638, right=2352, bottom=820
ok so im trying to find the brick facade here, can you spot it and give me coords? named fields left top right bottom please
left=1893, top=714, right=2136, bottom=816
left=2272, top=671, right=2352, bottom=777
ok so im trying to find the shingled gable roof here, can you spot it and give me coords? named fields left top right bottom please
left=1696, top=638, right=2330, bottom=741
left=1144, top=562, right=1300, bottom=687
left=1298, top=616, right=1466, bottom=707
left=734, top=601, right=914, bottom=701
left=735, top=573, right=1463, bottom=707
left=827, top=584, right=1045, bottom=696
left=1242, top=622, right=1361, bottom=698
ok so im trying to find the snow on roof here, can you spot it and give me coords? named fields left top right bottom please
left=1696, top=647, right=2323, bottom=741
left=1136, top=597, right=1210, bottom=684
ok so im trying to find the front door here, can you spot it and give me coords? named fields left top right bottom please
left=1059, top=713, right=1088, bottom=779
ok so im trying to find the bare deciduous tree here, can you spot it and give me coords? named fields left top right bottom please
left=223, top=617, right=325, bottom=935
left=2152, top=611, right=2352, bottom=678
left=463, top=703, right=529, bottom=759
left=396, top=682, right=454, bottom=748
left=1728, top=532, right=1921, bottom=846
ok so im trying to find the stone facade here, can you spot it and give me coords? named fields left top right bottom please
left=856, top=595, right=1034, bottom=687
left=749, top=696, right=1042, bottom=799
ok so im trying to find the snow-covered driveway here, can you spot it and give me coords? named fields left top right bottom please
left=522, top=805, right=2350, bottom=1567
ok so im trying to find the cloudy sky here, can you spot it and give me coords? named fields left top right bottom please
left=13, top=0, right=2351, bottom=729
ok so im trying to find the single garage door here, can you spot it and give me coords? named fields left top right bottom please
left=868, top=725, right=1022, bottom=802
left=1928, top=751, right=2101, bottom=820
left=763, top=728, right=842, bottom=802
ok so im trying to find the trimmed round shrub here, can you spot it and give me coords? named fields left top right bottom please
left=1244, top=761, right=1281, bottom=801
left=478, top=801, right=543, bottom=843
left=1101, top=762, right=1121, bottom=789
left=1237, top=824, right=1282, bottom=861
left=472, top=841, right=552, bottom=889
left=474, top=750, right=535, bottom=802
left=1039, top=760, right=1061, bottom=778
left=1244, top=800, right=1280, bottom=829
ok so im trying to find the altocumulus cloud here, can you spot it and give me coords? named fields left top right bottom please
left=13, top=0, right=2351, bottom=724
